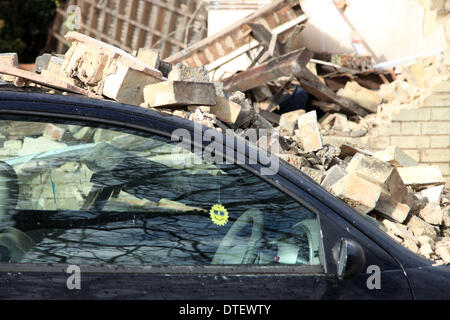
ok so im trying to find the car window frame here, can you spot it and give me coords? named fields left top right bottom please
left=0, top=110, right=327, bottom=275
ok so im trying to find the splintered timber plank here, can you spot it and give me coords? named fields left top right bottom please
left=295, top=68, right=369, bottom=117
left=166, top=0, right=300, bottom=66
left=222, top=49, right=313, bottom=93
left=0, top=64, right=99, bottom=97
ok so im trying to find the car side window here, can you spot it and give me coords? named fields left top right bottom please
left=0, top=118, right=321, bottom=267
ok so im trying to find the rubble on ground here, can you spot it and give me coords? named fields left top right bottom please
left=0, top=15, right=449, bottom=265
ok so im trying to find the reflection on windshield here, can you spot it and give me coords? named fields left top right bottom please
left=0, top=121, right=320, bottom=266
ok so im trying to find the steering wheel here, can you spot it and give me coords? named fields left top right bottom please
left=212, top=208, right=264, bottom=265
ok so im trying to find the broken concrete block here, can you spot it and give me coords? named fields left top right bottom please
left=214, top=82, right=226, bottom=98
left=46, top=55, right=65, bottom=74
left=405, top=62, right=426, bottom=87
left=435, top=238, right=450, bottom=264
left=419, top=242, right=434, bottom=259
left=35, top=54, right=65, bottom=74
left=346, top=153, right=408, bottom=203
left=417, top=235, right=434, bottom=246
left=435, top=237, right=450, bottom=264
left=332, top=113, right=350, bottom=132
left=397, top=166, right=446, bottom=187
left=210, top=96, right=242, bottom=125
left=386, top=169, right=409, bottom=204
left=403, top=239, right=419, bottom=254
left=35, top=54, right=51, bottom=73
left=386, top=231, right=403, bottom=243
left=339, top=81, right=381, bottom=113
left=104, top=62, right=161, bottom=106
left=373, top=146, right=418, bottom=167
left=168, top=63, right=209, bottom=82
left=330, top=173, right=382, bottom=214
left=319, top=113, right=335, bottom=130
left=301, top=167, right=325, bottom=184
left=76, top=49, right=110, bottom=86
left=339, top=142, right=373, bottom=158
left=321, top=165, right=347, bottom=191
left=407, top=215, right=437, bottom=240
left=63, top=42, right=89, bottom=77
left=0, top=53, right=19, bottom=67
left=41, top=54, right=80, bottom=88
left=297, top=111, right=323, bottom=153
left=347, top=152, right=393, bottom=185
left=279, top=154, right=309, bottom=169
left=419, top=203, right=444, bottom=225
left=137, top=48, right=160, bottom=69
left=383, top=219, right=416, bottom=242
left=375, top=192, right=410, bottom=223
left=279, top=109, right=306, bottom=136
left=407, top=192, right=427, bottom=215
left=419, top=185, right=444, bottom=203
left=228, top=91, right=256, bottom=129
left=143, top=80, right=216, bottom=108
left=316, top=144, right=341, bottom=169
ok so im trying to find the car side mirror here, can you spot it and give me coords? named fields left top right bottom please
left=335, top=238, right=366, bottom=280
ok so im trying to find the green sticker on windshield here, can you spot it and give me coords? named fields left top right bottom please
left=210, top=204, right=229, bottom=226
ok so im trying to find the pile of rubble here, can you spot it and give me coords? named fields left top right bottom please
left=0, top=26, right=449, bottom=264
left=289, top=142, right=449, bottom=265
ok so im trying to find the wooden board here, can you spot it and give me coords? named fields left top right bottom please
left=0, top=64, right=100, bottom=98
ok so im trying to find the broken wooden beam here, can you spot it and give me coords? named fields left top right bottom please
left=258, top=109, right=281, bottom=125
left=295, top=68, right=369, bottom=117
left=0, top=64, right=100, bottom=98
left=312, top=100, right=341, bottom=112
left=222, top=49, right=313, bottom=93
left=247, top=23, right=283, bottom=57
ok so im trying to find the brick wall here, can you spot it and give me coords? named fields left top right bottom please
left=323, top=79, right=450, bottom=188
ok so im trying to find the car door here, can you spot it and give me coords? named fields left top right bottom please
left=0, top=97, right=412, bottom=299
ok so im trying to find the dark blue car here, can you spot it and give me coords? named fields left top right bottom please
left=0, top=88, right=448, bottom=300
